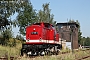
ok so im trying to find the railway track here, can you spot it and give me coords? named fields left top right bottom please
left=0, top=48, right=90, bottom=60
left=77, top=55, right=90, bottom=60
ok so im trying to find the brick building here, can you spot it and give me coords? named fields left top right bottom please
left=57, top=22, right=79, bottom=49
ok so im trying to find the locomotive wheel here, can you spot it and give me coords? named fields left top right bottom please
left=55, top=50, right=59, bottom=55
left=36, top=52, right=39, bottom=56
left=21, top=49, right=27, bottom=57
left=33, top=52, right=39, bottom=56
left=46, top=51, right=52, bottom=56
left=40, top=51, right=45, bottom=56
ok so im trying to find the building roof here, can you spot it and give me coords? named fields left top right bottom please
left=56, top=22, right=79, bottom=28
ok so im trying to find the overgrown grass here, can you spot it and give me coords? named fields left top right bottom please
left=0, top=43, right=22, bottom=58
left=0, top=40, right=90, bottom=60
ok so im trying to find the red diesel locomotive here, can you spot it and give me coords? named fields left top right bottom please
left=21, top=22, right=62, bottom=56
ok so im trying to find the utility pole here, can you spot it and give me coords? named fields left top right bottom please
left=61, top=33, right=62, bottom=49
left=70, top=25, right=75, bottom=53
left=61, top=30, right=63, bottom=49
left=71, top=30, right=73, bottom=53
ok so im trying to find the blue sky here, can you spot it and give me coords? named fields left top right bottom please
left=30, top=0, right=90, bottom=37
left=12, top=0, right=90, bottom=37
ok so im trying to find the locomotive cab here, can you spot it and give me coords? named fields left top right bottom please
left=26, top=23, right=44, bottom=44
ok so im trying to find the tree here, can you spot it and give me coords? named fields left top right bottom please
left=16, top=34, right=24, bottom=41
left=37, top=3, right=56, bottom=26
left=0, top=0, right=31, bottom=42
left=81, top=37, right=90, bottom=46
left=0, top=26, right=14, bottom=45
left=0, top=0, right=31, bottom=33
left=15, top=2, right=38, bottom=36
left=76, top=20, right=82, bottom=44
left=80, top=37, right=86, bottom=46
left=84, top=37, right=90, bottom=46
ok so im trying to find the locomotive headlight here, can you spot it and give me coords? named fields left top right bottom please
left=26, top=39, right=30, bottom=42
left=33, top=28, right=35, bottom=30
left=51, top=30, right=52, bottom=31
left=27, top=39, right=29, bottom=42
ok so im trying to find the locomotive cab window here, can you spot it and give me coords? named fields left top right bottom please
left=44, top=24, right=50, bottom=28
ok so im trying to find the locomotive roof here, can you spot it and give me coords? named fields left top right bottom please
left=34, top=22, right=54, bottom=26
left=34, top=22, right=51, bottom=25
